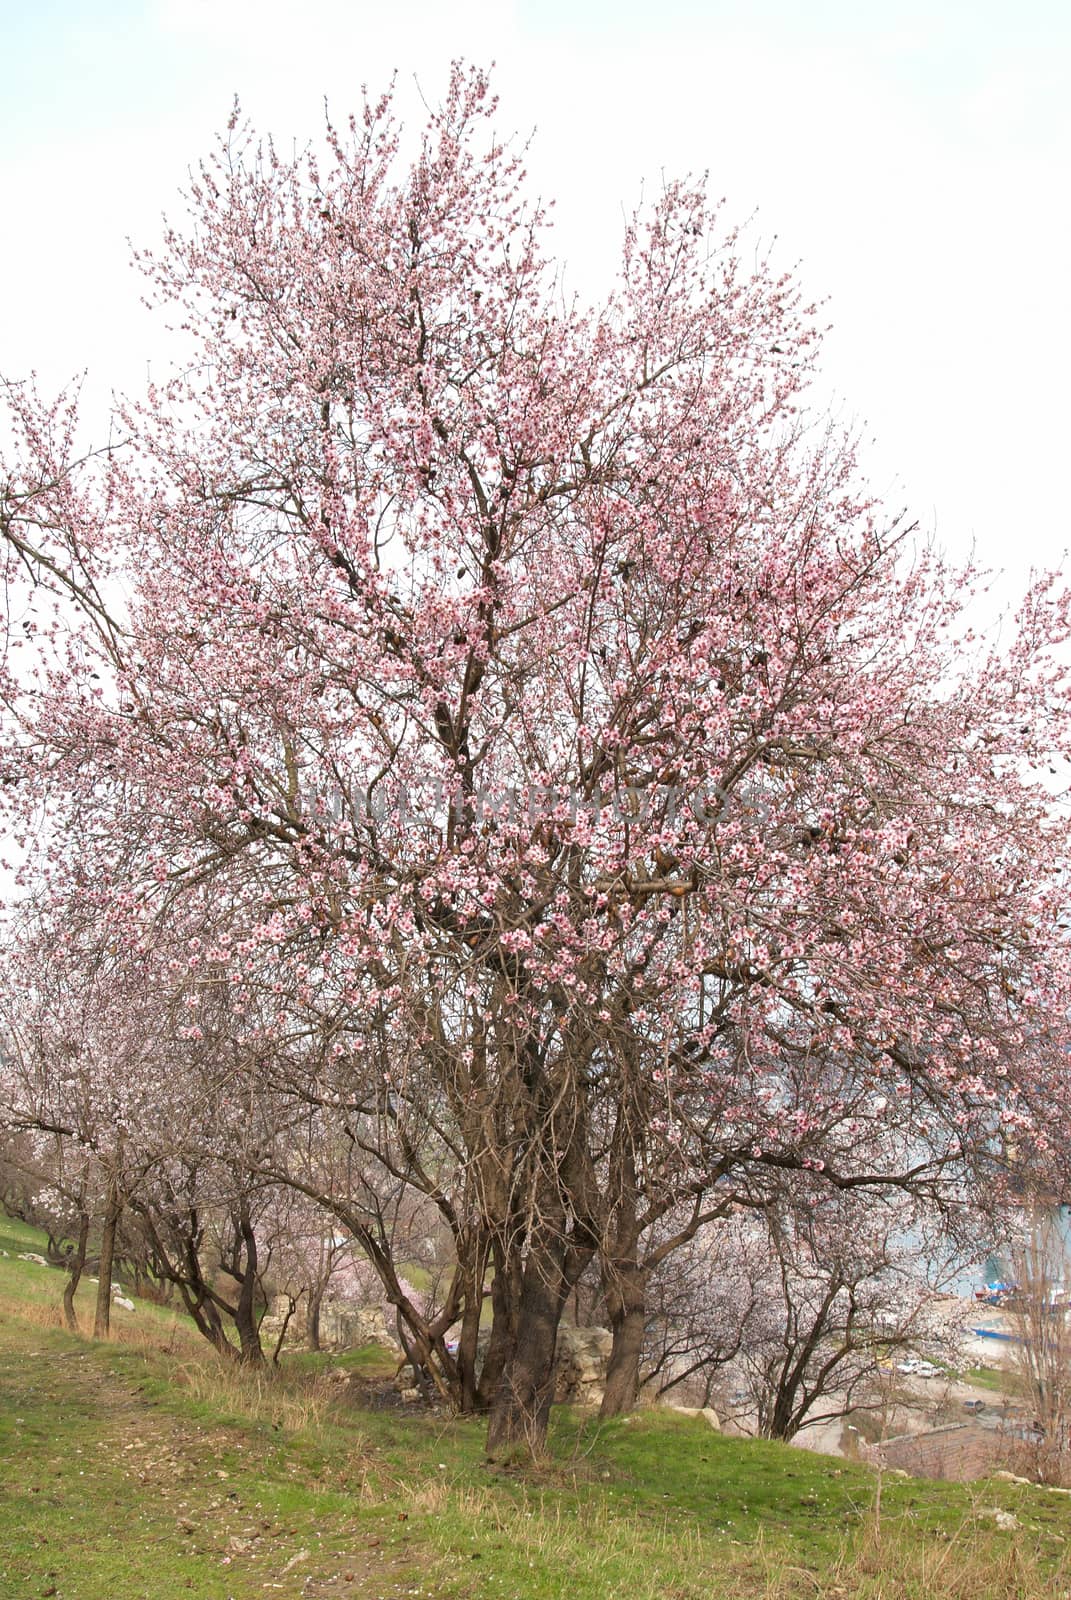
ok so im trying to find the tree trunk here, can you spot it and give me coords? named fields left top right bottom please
left=271, top=1293, right=301, bottom=1366
left=180, top=1281, right=238, bottom=1359
left=766, top=1385, right=802, bottom=1441
left=233, top=1202, right=265, bottom=1365
left=599, top=1265, right=647, bottom=1418
left=477, top=1235, right=521, bottom=1409
left=93, top=1177, right=121, bottom=1340
left=63, top=1208, right=91, bottom=1333
left=485, top=1274, right=563, bottom=1456
left=306, top=1283, right=323, bottom=1352
left=598, top=1138, right=647, bottom=1418
left=456, top=1236, right=489, bottom=1413
left=486, top=1228, right=582, bottom=1457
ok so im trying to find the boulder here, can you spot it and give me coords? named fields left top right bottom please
left=554, top=1325, right=613, bottom=1406
left=317, top=1300, right=398, bottom=1353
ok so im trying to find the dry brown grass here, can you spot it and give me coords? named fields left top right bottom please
left=171, top=1352, right=336, bottom=1433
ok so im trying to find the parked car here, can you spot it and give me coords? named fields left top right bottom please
left=896, top=1357, right=942, bottom=1378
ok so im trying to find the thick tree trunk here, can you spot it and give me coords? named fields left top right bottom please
left=477, top=1237, right=520, bottom=1410
left=456, top=1302, right=482, bottom=1413
left=234, top=1297, right=264, bottom=1363
left=93, top=1178, right=121, bottom=1340
left=599, top=1265, right=647, bottom=1418
left=765, top=1384, right=802, bottom=1441
left=486, top=1200, right=598, bottom=1459
left=485, top=1256, right=568, bottom=1458
left=63, top=1208, right=91, bottom=1333
left=599, top=1135, right=647, bottom=1418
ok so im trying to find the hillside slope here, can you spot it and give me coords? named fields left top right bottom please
left=1, top=1219, right=1068, bottom=1600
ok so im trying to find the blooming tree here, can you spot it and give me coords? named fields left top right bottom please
left=2, top=65, right=1071, bottom=1454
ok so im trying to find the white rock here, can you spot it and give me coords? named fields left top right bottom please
left=17, top=1252, right=49, bottom=1267
left=554, top=1325, right=612, bottom=1405
left=981, top=1508, right=1020, bottom=1531
left=113, top=1295, right=135, bottom=1312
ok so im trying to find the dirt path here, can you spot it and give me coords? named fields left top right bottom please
left=0, top=1317, right=445, bottom=1600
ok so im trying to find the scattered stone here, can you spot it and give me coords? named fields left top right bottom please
left=113, top=1295, right=135, bottom=1312
left=17, top=1252, right=50, bottom=1267
left=399, top=1387, right=420, bottom=1402
left=981, top=1508, right=1020, bottom=1531
left=992, top=1470, right=1031, bottom=1485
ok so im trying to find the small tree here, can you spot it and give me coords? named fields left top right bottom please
left=645, top=1184, right=970, bottom=1441
left=1004, top=1210, right=1071, bottom=1484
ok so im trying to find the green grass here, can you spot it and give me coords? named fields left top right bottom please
left=284, top=1340, right=399, bottom=1380
left=2, top=1214, right=1070, bottom=1599
left=0, top=1211, right=201, bottom=1346
left=962, top=1365, right=1013, bottom=1393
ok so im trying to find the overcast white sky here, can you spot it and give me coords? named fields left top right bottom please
left=1, top=0, right=1068, bottom=589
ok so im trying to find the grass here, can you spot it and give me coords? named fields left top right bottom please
left=2, top=1214, right=1070, bottom=1599
left=962, top=1365, right=1014, bottom=1393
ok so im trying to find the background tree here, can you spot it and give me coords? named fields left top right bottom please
left=1004, top=1209, right=1071, bottom=1485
